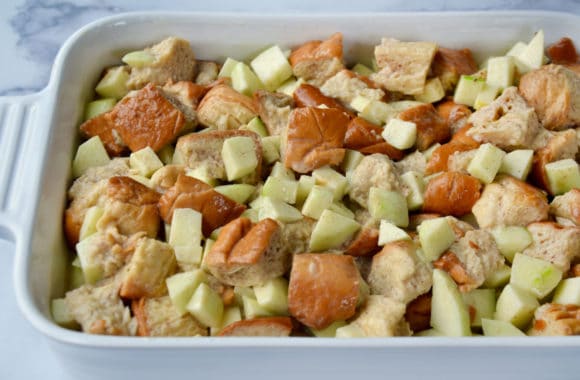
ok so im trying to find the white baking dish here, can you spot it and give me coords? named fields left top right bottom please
left=3, top=11, right=579, bottom=380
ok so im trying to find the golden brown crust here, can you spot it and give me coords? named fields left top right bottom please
left=293, top=83, right=352, bottom=114
left=405, top=293, right=432, bottom=333
left=132, top=298, right=150, bottom=336
left=344, top=226, right=380, bottom=257
left=196, top=84, right=258, bottom=130
left=79, top=113, right=127, bottom=156
left=433, top=251, right=475, bottom=291
left=431, top=47, right=478, bottom=91
left=290, top=33, right=343, bottom=67
left=423, top=171, right=481, bottom=217
left=218, top=317, right=293, bottom=337
left=288, top=253, right=360, bottom=330
left=398, top=103, right=450, bottom=151
left=436, top=100, right=472, bottom=134
left=425, top=123, right=481, bottom=175
left=344, top=117, right=404, bottom=160
left=254, top=90, right=294, bottom=136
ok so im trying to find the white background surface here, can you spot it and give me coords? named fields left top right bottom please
left=1, top=1, right=579, bottom=379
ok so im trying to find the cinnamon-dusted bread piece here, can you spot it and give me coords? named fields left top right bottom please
left=519, top=64, right=580, bottom=131
left=127, top=36, right=196, bottom=89
left=320, top=69, right=385, bottom=106
left=161, top=80, right=207, bottom=125
left=344, top=226, right=380, bottom=257
left=158, top=174, right=246, bottom=237
left=431, top=47, right=478, bottom=92
left=218, top=317, right=293, bottom=337
left=347, top=153, right=403, bottom=208
left=529, top=304, right=580, bottom=336
left=174, top=129, right=263, bottom=184
left=344, top=117, right=404, bottom=159
left=522, top=222, right=580, bottom=273
left=204, top=217, right=289, bottom=287
left=471, top=175, right=549, bottom=229
left=283, top=106, right=350, bottom=173
left=423, top=171, right=482, bottom=217
left=293, top=83, right=351, bottom=114
left=349, top=295, right=411, bottom=337
left=398, top=103, right=450, bottom=151
left=395, top=151, right=427, bottom=175
left=436, top=100, right=472, bottom=135
left=425, top=123, right=480, bottom=175
left=289, top=32, right=344, bottom=87
left=550, top=189, right=580, bottom=225
left=197, top=84, right=258, bottom=130
left=254, top=90, right=294, bottom=136
left=288, top=253, right=361, bottom=329
left=149, top=165, right=186, bottom=193
left=132, top=296, right=207, bottom=337
left=195, top=60, right=219, bottom=86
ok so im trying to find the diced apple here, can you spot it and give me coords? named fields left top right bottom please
left=78, top=206, right=104, bottom=241
left=241, top=208, right=259, bottom=223
left=169, top=208, right=202, bottom=247
left=490, top=226, right=532, bottom=263
left=335, top=324, right=366, bottom=338
left=453, top=75, right=485, bottom=107
left=462, top=289, right=496, bottom=327
left=328, top=202, right=355, bottom=219
left=350, top=95, right=373, bottom=114
left=467, top=143, right=506, bottom=184
left=218, top=57, right=240, bottom=78
left=510, top=253, right=563, bottom=299
left=51, top=298, right=76, bottom=328
left=378, top=220, right=411, bottom=246
left=84, top=98, right=116, bottom=120
left=494, top=284, right=539, bottom=329
left=506, top=41, right=527, bottom=58
left=311, top=320, right=348, bottom=337
left=473, top=84, right=499, bottom=110
left=262, top=176, right=298, bottom=204
left=309, top=209, right=361, bottom=252
left=95, top=66, right=130, bottom=99
left=351, top=63, right=374, bottom=76
left=415, top=328, right=444, bottom=337
left=200, top=238, right=215, bottom=272
left=341, top=149, right=364, bottom=178
left=481, top=318, right=526, bottom=337
left=221, top=136, right=259, bottom=181
left=296, top=175, right=315, bottom=204
left=312, top=166, right=348, bottom=201
left=258, top=196, right=303, bottom=223
left=431, top=269, right=471, bottom=337
left=234, top=285, right=256, bottom=305
left=157, top=145, right=175, bottom=165
left=129, top=146, right=164, bottom=177
left=173, top=245, right=204, bottom=267
left=250, top=45, right=293, bottom=91
left=231, top=62, right=264, bottom=96
left=301, top=185, right=334, bottom=220
left=552, top=277, right=580, bottom=306
left=261, top=135, right=281, bottom=164
left=253, top=277, right=289, bottom=315
left=121, top=50, right=155, bottom=68
left=76, top=234, right=104, bottom=285
left=72, top=136, right=111, bottom=178
left=270, top=161, right=295, bottom=180
left=417, top=217, right=456, bottom=261
left=185, top=165, right=218, bottom=186
left=400, top=171, right=425, bottom=211
left=517, top=30, right=544, bottom=73
left=186, top=283, right=224, bottom=328
left=242, top=295, right=274, bottom=319
left=415, top=77, right=445, bottom=103
left=353, top=98, right=392, bottom=125
left=382, top=118, right=417, bottom=150
left=545, top=158, right=580, bottom=195
left=214, top=184, right=256, bottom=204
left=70, top=264, right=85, bottom=289
left=368, top=187, right=409, bottom=227
left=166, top=269, right=207, bottom=315
left=483, top=263, right=511, bottom=288
left=241, top=116, right=268, bottom=137
left=211, top=306, right=243, bottom=335
left=486, top=56, right=515, bottom=89
left=276, top=77, right=303, bottom=96
left=499, top=149, right=534, bottom=180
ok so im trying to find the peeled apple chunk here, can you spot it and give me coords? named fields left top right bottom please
left=309, top=209, right=361, bottom=252
left=498, top=149, right=534, bottom=181
left=231, top=62, right=264, bottom=96
left=489, top=226, right=532, bottom=263
left=253, top=277, right=289, bottom=315
left=221, top=136, right=259, bottom=181
left=95, top=66, right=129, bottom=99
left=250, top=45, right=293, bottom=91
left=552, top=278, right=580, bottom=306
left=467, top=143, right=506, bottom=184
left=481, top=318, right=526, bottom=337
left=544, top=159, right=580, bottom=195
left=84, top=98, right=116, bottom=120
left=214, top=184, right=256, bottom=204
left=122, top=50, right=155, bottom=68
left=258, top=197, right=303, bottom=223
left=453, top=75, right=485, bottom=107
left=430, top=269, right=471, bottom=337
left=381, top=118, right=417, bottom=150
left=462, top=289, right=496, bottom=327
left=186, top=283, right=224, bottom=328
left=378, top=220, right=411, bottom=246
left=72, top=136, right=110, bottom=178
left=417, top=217, right=455, bottom=261
left=262, top=176, right=298, bottom=204
left=510, top=253, right=563, bottom=299
left=130, top=147, right=164, bottom=177
left=367, top=187, right=409, bottom=227
left=166, top=270, right=207, bottom=315
left=494, top=284, right=539, bottom=329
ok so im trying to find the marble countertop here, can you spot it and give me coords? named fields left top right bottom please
left=0, top=1, right=578, bottom=379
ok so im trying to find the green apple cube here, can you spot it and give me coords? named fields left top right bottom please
left=212, top=306, right=243, bottom=335
left=51, top=298, right=76, bottom=327
left=200, top=238, right=215, bottom=272
left=415, top=328, right=444, bottom=337
left=242, top=116, right=269, bottom=137
left=166, top=270, right=207, bottom=315
left=170, top=208, right=202, bottom=247
left=506, top=41, right=527, bottom=57
left=312, top=166, right=348, bottom=201
left=261, top=136, right=281, bottom=164
left=486, top=56, right=515, bottom=89
left=350, top=95, right=373, bottom=114
left=187, top=283, right=224, bottom=328
left=382, top=118, right=417, bottom=150
left=368, top=187, right=409, bottom=227
left=242, top=295, right=274, bottom=319
left=270, top=161, right=295, bottom=180
left=490, top=226, right=532, bottom=262
left=309, top=209, right=361, bottom=252
left=467, top=143, right=506, bottom=184
left=234, top=285, right=256, bottom=304
left=79, top=206, right=104, bottom=241
left=121, top=50, right=155, bottom=68
left=231, top=62, right=264, bottom=96
left=341, top=149, right=364, bottom=178
left=72, top=136, right=111, bottom=178
left=311, top=320, right=348, bottom=337
left=494, top=284, right=539, bottom=329
left=258, top=196, right=303, bottom=223
left=400, top=171, right=426, bottom=210
left=76, top=234, right=104, bottom=285
left=453, top=75, right=485, bottom=107
left=249, top=195, right=267, bottom=210
left=462, top=289, right=496, bottom=327
left=157, top=145, right=175, bottom=165
left=415, top=77, right=445, bottom=103
left=296, top=175, right=315, bottom=204
left=517, top=30, right=544, bottom=73
left=431, top=269, right=471, bottom=337
left=185, top=165, right=218, bottom=187
left=70, top=264, right=85, bottom=289
left=423, top=143, right=441, bottom=161
left=499, top=149, right=534, bottom=180
left=276, top=77, right=303, bottom=96
left=84, top=98, right=116, bottom=120
left=552, top=277, right=580, bottom=306
left=95, top=66, right=130, bottom=99
left=129, top=147, right=164, bottom=177
left=218, top=57, right=240, bottom=78
left=378, top=220, right=411, bottom=246
left=545, top=158, right=580, bottom=195
left=301, top=185, right=334, bottom=219
left=214, top=184, right=256, bottom=204
left=253, top=277, right=289, bottom=315
left=328, top=202, right=355, bottom=219
left=417, top=217, right=456, bottom=261
left=222, top=136, right=259, bottom=181
left=473, top=84, right=500, bottom=110
left=510, top=253, right=563, bottom=299
left=250, top=45, right=293, bottom=91
left=173, top=245, right=204, bottom=267
left=481, top=318, right=526, bottom=337
left=351, top=63, right=374, bottom=76
left=358, top=99, right=393, bottom=125
left=483, top=263, right=511, bottom=288
left=262, top=176, right=299, bottom=204
left=241, top=208, right=259, bottom=223
left=335, top=324, right=366, bottom=338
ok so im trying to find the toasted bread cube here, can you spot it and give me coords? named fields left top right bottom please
left=431, top=47, right=478, bottom=92
left=423, top=171, right=481, bottom=217
left=522, top=222, right=580, bottom=272
left=197, top=85, right=258, bottom=130
left=350, top=295, right=411, bottom=337
left=528, top=303, right=580, bottom=336
left=550, top=189, right=580, bottom=225
left=348, top=153, right=403, bottom=208
left=218, top=316, right=292, bottom=336
left=132, top=296, right=207, bottom=337
left=289, top=33, right=344, bottom=87
left=254, top=90, right=294, bottom=136
left=320, top=69, right=385, bottom=106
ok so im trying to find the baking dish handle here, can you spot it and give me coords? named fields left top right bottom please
left=0, top=93, right=45, bottom=245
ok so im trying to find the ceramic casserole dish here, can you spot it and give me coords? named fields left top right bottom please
left=3, top=11, right=580, bottom=380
